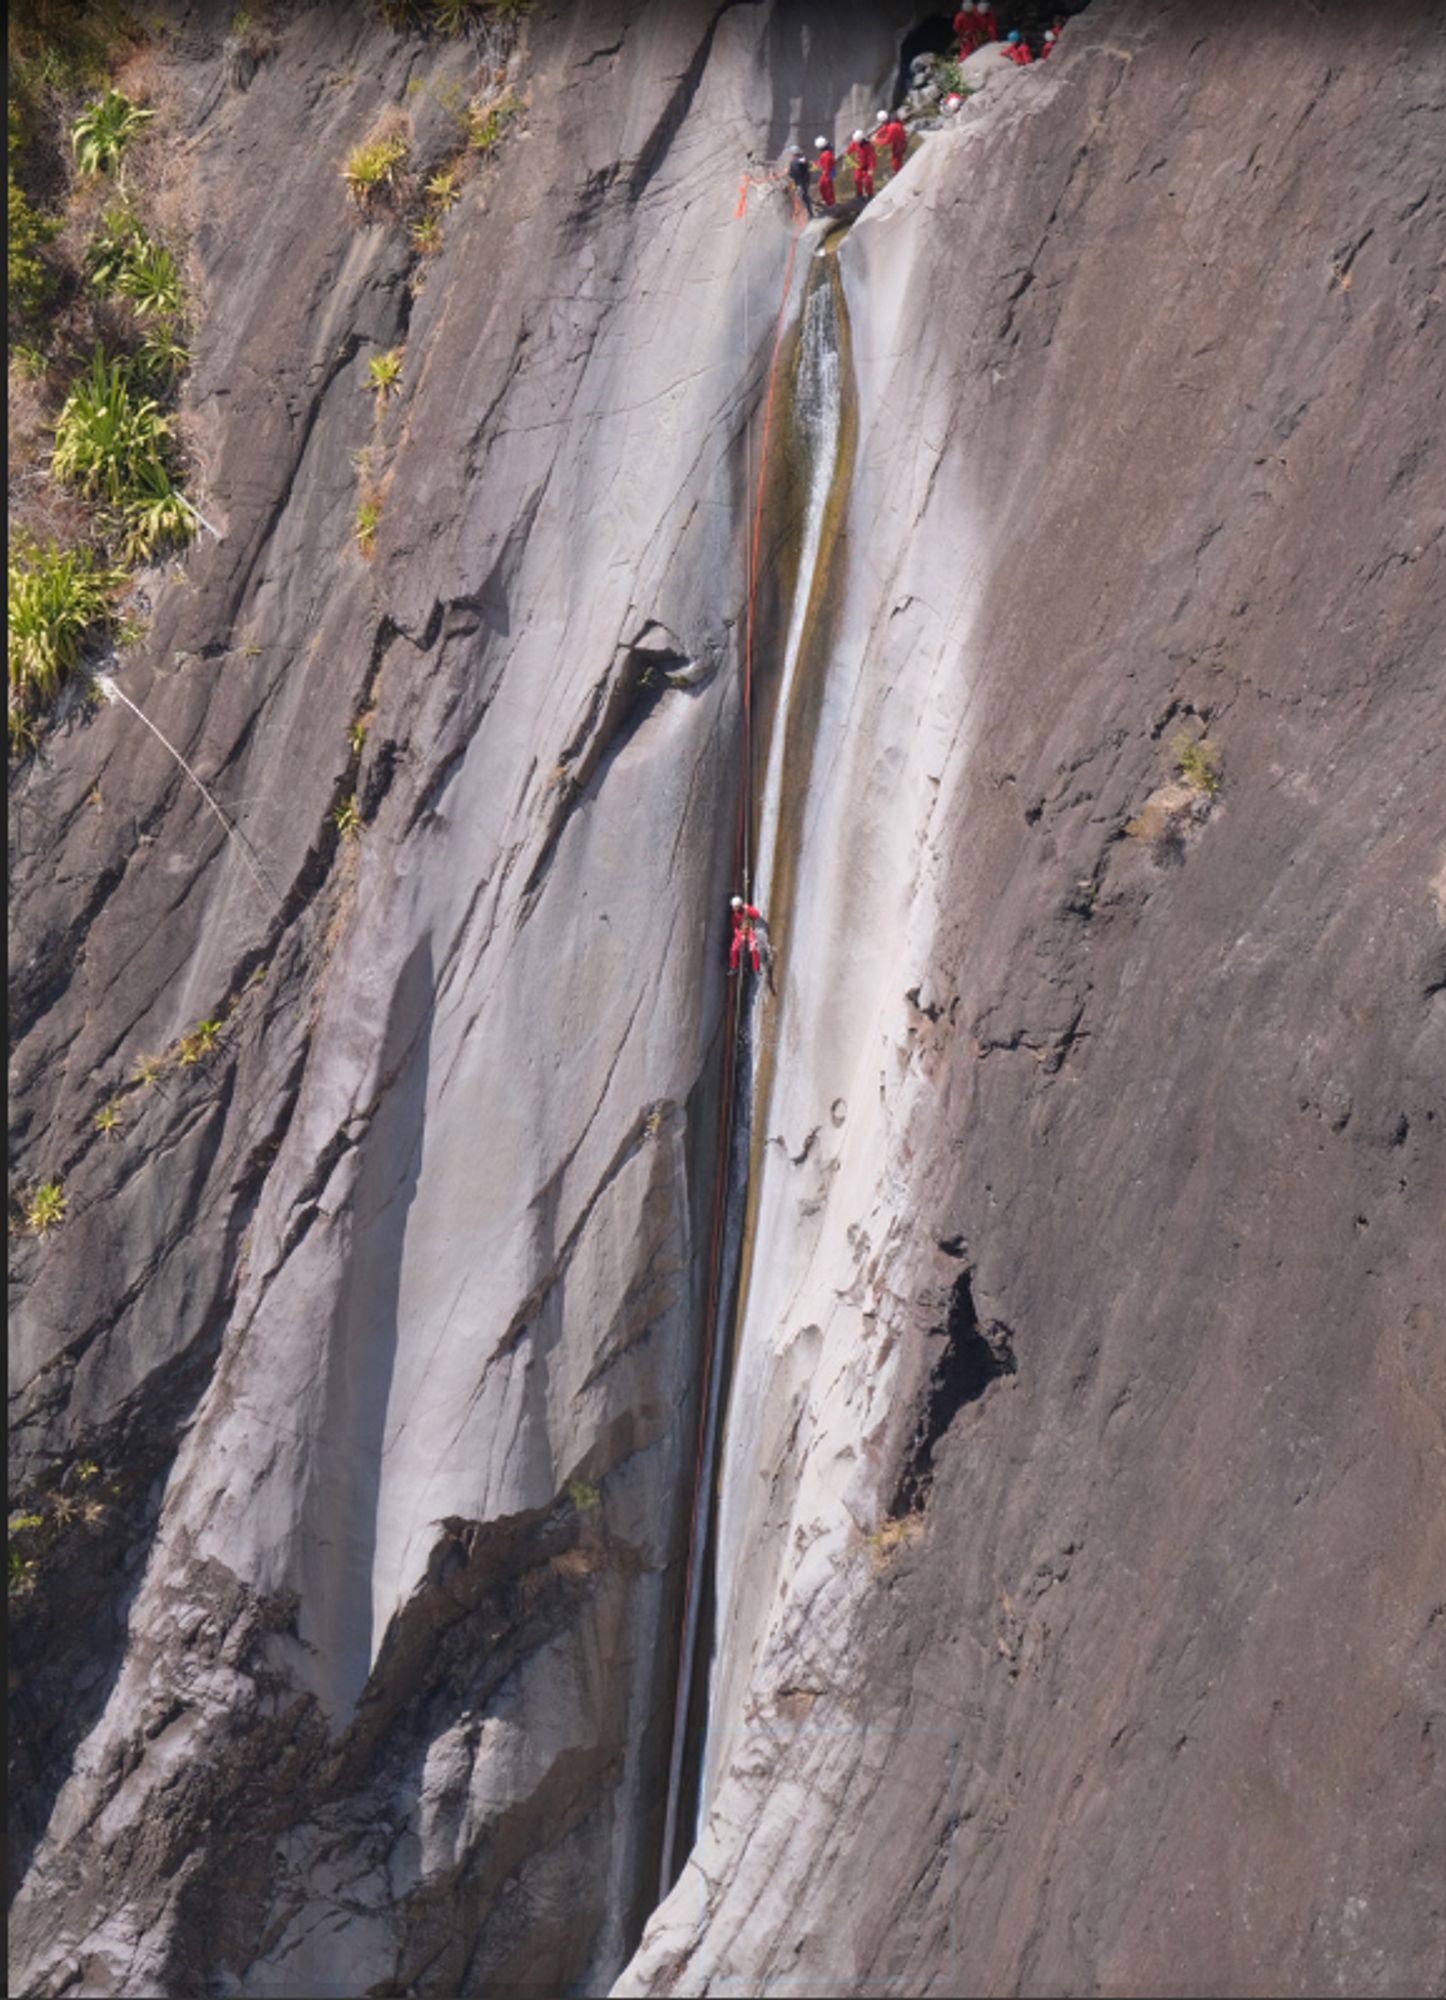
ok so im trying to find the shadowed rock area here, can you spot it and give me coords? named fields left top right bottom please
left=8, top=1, right=1444, bottom=1996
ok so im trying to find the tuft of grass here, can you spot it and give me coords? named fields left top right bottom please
left=366, top=347, right=403, bottom=399
left=1172, top=730, right=1223, bottom=796
left=410, top=212, right=441, bottom=254
left=355, top=492, right=382, bottom=557
left=177, top=1017, right=222, bottom=1065
left=425, top=167, right=460, bottom=209
left=114, top=239, right=182, bottom=318
left=8, top=537, right=123, bottom=708
left=132, top=1051, right=165, bottom=1087
left=864, top=1513, right=923, bottom=1574
left=52, top=349, right=174, bottom=508
left=343, top=128, right=410, bottom=210
left=566, top=1477, right=600, bottom=1513
left=331, top=793, right=362, bottom=838
left=25, top=1181, right=67, bottom=1235
left=94, top=1101, right=122, bottom=1136
left=71, top=88, right=154, bottom=178
left=466, top=90, right=524, bottom=155
left=348, top=710, right=372, bottom=753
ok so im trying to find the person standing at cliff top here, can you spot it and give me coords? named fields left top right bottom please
left=786, top=146, right=813, bottom=215
left=814, top=135, right=836, bottom=207
left=846, top=128, right=876, bottom=200
left=953, top=4, right=984, bottom=56
left=874, top=110, right=908, bottom=179
left=1039, top=27, right=1061, bottom=58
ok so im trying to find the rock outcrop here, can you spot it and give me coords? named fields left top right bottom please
left=9, top=2, right=1444, bottom=1997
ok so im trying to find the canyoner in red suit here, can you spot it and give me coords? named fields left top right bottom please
left=846, top=130, right=876, bottom=199
left=1001, top=31, right=1033, bottom=65
left=874, top=112, right=908, bottom=178
left=814, top=136, right=836, bottom=207
left=953, top=5, right=984, bottom=56
left=977, top=4, right=999, bottom=35
left=729, top=897, right=762, bottom=975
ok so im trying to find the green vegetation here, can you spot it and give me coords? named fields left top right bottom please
left=343, top=129, right=409, bottom=209
left=71, top=87, right=153, bottom=177
left=380, top=0, right=528, bottom=30
left=1172, top=730, right=1223, bottom=796
left=355, top=493, right=382, bottom=557
left=94, top=1100, right=122, bottom=1135
left=114, top=237, right=181, bottom=317
left=348, top=710, right=372, bottom=754
left=367, top=347, right=403, bottom=399
left=410, top=212, right=441, bottom=254
left=132, top=1051, right=165, bottom=1087
left=467, top=90, right=524, bottom=155
left=332, top=793, right=362, bottom=838
left=566, top=1477, right=601, bottom=1513
left=51, top=350, right=194, bottom=560
left=9, top=537, right=122, bottom=716
left=52, top=348, right=171, bottom=503
left=426, top=167, right=459, bottom=209
left=24, top=1180, right=67, bottom=1235
left=8, top=106, right=58, bottom=335
left=177, top=1016, right=222, bottom=1065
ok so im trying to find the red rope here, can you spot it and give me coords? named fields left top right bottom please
left=659, top=177, right=809, bottom=1893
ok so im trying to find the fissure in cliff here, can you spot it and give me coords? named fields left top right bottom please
left=659, top=208, right=855, bottom=1896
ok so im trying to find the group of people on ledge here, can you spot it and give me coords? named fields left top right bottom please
left=956, top=6, right=1071, bottom=64
left=785, top=112, right=906, bottom=213
left=783, top=7, right=1071, bottom=217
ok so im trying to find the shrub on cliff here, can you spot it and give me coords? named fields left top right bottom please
left=8, top=536, right=122, bottom=737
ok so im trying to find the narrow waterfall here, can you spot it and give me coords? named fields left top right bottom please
left=696, top=253, right=850, bottom=1827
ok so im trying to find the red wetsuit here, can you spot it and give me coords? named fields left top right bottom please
left=875, top=119, right=908, bottom=177
left=953, top=8, right=983, bottom=55
left=977, top=6, right=999, bottom=37
left=729, top=903, right=762, bottom=974
left=816, top=146, right=836, bottom=206
left=1001, top=40, right=1033, bottom=65
left=846, top=137, right=876, bottom=199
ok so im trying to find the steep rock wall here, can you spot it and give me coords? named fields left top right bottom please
left=9, top=3, right=917, bottom=1994
left=625, top=4, right=1445, bottom=1995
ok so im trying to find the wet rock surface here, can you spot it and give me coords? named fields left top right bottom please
left=8, top=2, right=1444, bottom=1996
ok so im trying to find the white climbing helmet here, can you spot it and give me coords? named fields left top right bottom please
left=852, top=128, right=865, bottom=141
left=731, top=895, right=743, bottom=909
left=815, top=135, right=828, bottom=148
left=1045, top=27, right=1057, bottom=39
left=876, top=110, right=888, bottom=122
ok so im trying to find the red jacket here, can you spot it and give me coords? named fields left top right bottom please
left=846, top=137, right=876, bottom=172
left=875, top=119, right=907, bottom=161
left=731, top=902, right=761, bottom=935
left=977, top=5, right=999, bottom=35
left=816, top=146, right=835, bottom=184
left=1001, top=41, right=1033, bottom=65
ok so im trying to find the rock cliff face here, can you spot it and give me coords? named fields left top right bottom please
left=9, top=2, right=1444, bottom=1997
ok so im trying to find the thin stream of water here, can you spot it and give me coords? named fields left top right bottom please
left=693, top=262, right=846, bottom=1835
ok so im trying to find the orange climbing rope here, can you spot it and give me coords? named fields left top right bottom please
left=658, top=173, right=809, bottom=1897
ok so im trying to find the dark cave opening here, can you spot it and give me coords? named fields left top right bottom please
left=892, top=1268, right=1015, bottom=1515
left=894, top=1, right=1096, bottom=103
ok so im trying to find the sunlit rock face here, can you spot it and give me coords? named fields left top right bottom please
left=9, top=2, right=1444, bottom=1996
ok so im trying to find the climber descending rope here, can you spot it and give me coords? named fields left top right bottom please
left=657, top=167, right=809, bottom=1899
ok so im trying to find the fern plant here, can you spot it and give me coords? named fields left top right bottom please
left=71, top=90, right=154, bottom=177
